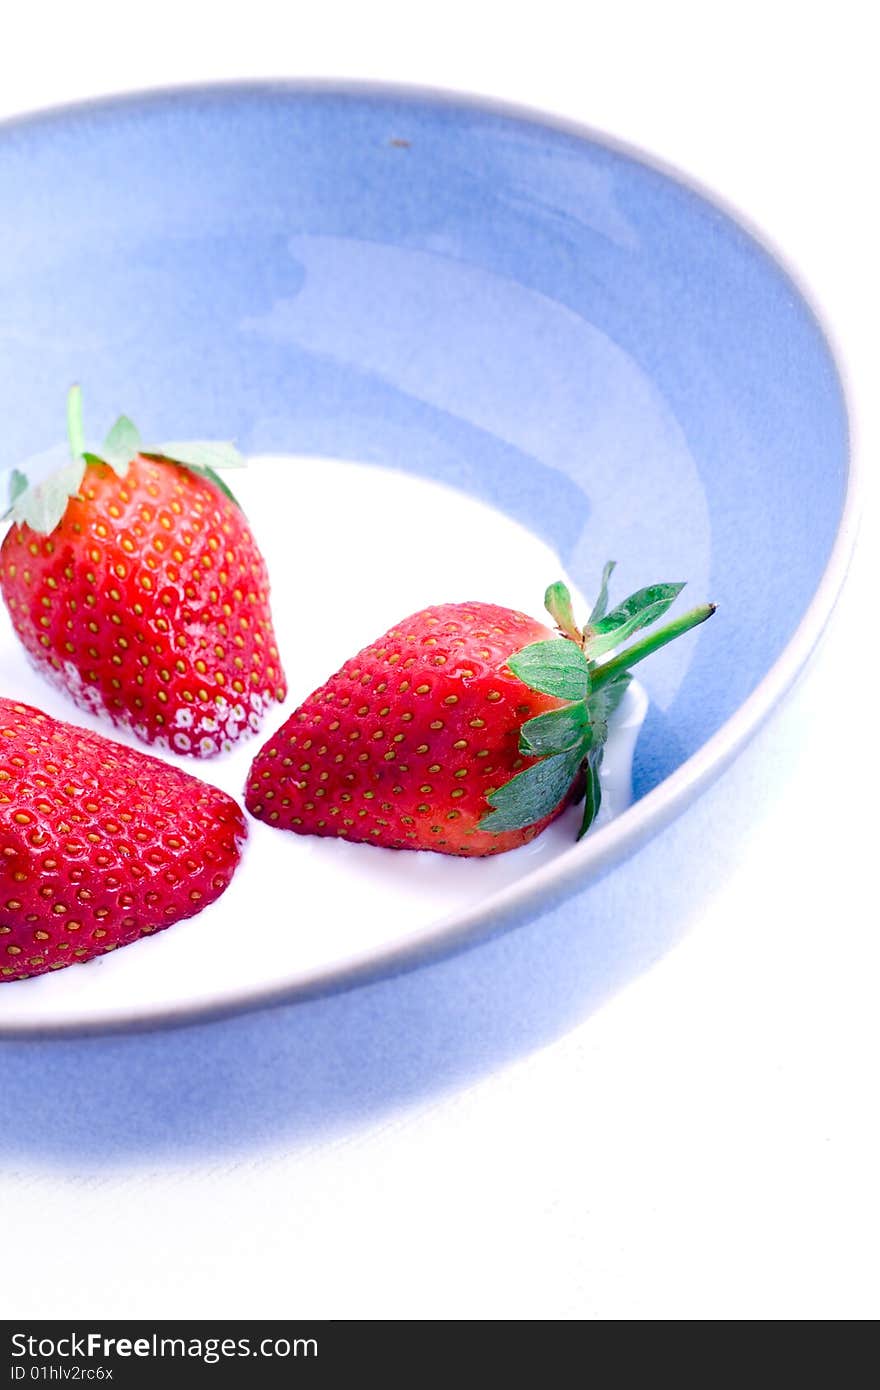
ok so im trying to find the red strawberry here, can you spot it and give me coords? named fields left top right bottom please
left=1, top=388, right=286, bottom=757
left=246, top=572, right=714, bottom=855
left=0, top=696, right=246, bottom=983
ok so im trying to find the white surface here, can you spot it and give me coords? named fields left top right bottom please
left=0, top=456, right=645, bottom=1033
left=1, top=0, right=877, bottom=1322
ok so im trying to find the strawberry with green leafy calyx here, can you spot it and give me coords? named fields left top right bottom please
left=246, top=568, right=714, bottom=855
left=1, top=388, right=286, bottom=758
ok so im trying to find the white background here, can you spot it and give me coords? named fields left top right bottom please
left=1, top=0, right=877, bottom=1320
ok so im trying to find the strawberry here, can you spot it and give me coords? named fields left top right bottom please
left=0, top=695, right=246, bottom=983
left=245, top=569, right=714, bottom=855
left=0, top=387, right=286, bottom=757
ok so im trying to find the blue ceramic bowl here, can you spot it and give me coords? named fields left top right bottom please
left=0, top=84, right=856, bottom=1031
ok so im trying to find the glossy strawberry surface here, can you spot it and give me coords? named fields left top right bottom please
left=246, top=602, right=568, bottom=856
left=0, top=456, right=286, bottom=757
left=0, top=696, right=246, bottom=982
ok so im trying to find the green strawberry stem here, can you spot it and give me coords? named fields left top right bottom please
left=590, top=602, right=716, bottom=690
left=66, top=384, right=85, bottom=460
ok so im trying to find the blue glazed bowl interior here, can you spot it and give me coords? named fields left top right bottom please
left=0, top=87, right=848, bottom=800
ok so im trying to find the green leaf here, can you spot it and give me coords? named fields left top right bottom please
left=584, top=582, right=685, bottom=659
left=143, top=441, right=246, bottom=508
left=479, top=745, right=585, bottom=834
left=508, top=639, right=591, bottom=701
left=0, top=468, right=30, bottom=521
left=9, top=457, right=86, bottom=535
left=588, top=560, right=616, bottom=624
left=102, top=414, right=142, bottom=477
left=158, top=440, right=245, bottom=471
left=519, top=701, right=592, bottom=757
left=544, top=581, right=582, bottom=642
left=577, top=748, right=605, bottom=839
left=7, top=469, right=28, bottom=510
left=588, top=673, right=632, bottom=725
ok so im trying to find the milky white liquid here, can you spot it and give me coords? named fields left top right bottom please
left=0, top=456, right=647, bottom=1032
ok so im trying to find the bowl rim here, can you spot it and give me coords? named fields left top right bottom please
left=0, top=79, right=861, bottom=1038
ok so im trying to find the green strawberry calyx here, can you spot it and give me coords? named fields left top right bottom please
left=480, top=571, right=716, bottom=840
left=2, top=385, right=246, bottom=535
